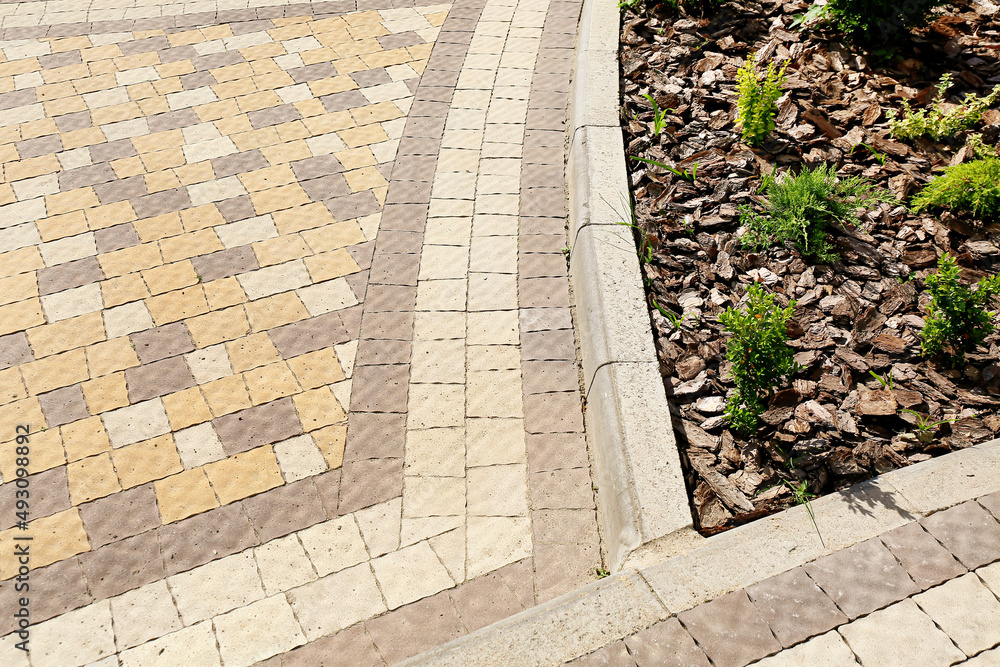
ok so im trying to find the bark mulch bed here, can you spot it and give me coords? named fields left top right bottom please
left=619, top=0, right=1000, bottom=534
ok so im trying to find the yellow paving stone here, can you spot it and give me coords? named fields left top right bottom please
left=307, top=76, right=360, bottom=98
left=336, top=36, right=384, bottom=58
left=204, top=445, right=283, bottom=505
left=134, top=212, right=184, bottom=242
left=0, top=367, right=26, bottom=406
left=180, top=204, right=225, bottom=232
left=275, top=120, right=311, bottom=142
left=364, top=47, right=418, bottom=69
left=213, top=62, right=256, bottom=83
left=142, top=260, right=199, bottom=296
left=81, top=371, right=129, bottom=415
left=253, top=235, right=312, bottom=267
left=215, top=113, right=254, bottom=136
left=201, top=374, right=252, bottom=417
left=85, top=337, right=140, bottom=377
left=351, top=100, right=404, bottom=125
left=156, top=59, right=195, bottom=78
left=167, top=29, right=205, bottom=47
left=146, top=286, right=210, bottom=325
left=287, top=348, right=346, bottom=390
left=137, top=95, right=170, bottom=116
left=145, top=170, right=182, bottom=193
left=244, top=361, right=302, bottom=405
left=43, top=92, right=87, bottom=114
left=73, top=73, right=117, bottom=95
left=272, top=202, right=337, bottom=235
left=153, top=77, right=184, bottom=96
left=186, top=305, right=251, bottom=347
left=301, top=220, right=366, bottom=251
left=345, top=166, right=388, bottom=192
left=338, top=124, right=389, bottom=149
left=373, top=185, right=388, bottom=206
left=260, top=139, right=312, bottom=166
left=232, top=126, right=281, bottom=152
left=43, top=62, right=90, bottom=84
left=0, top=58, right=40, bottom=78
left=0, top=184, right=13, bottom=207
left=195, top=98, right=242, bottom=123
left=300, top=47, right=338, bottom=66
left=269, top=22, right=313, bottom=40
left=68, top=452, right=121, bottom=504
left=98, top=243, right=163, bottom=278
left=294, top=98, right=328, bottom=119
left=176, top=161, right=217, bottom=187
left=158, top=229, right=224, bottom=263
left=37, top=210, right=89, bottom=243
left=0, top=298, right=44, bottom=337
left=0, top=424, right=62, bottom=481
left=409, top=43, right=434, bottom=60
left=155, top=468, right=220, bottom=524
left=91, top=102, right=142, bottom=126
left=21, top=348, right=89, bottom=396
left=213, top=78, right=258, bottom=100
left=293, top=387, right=346, bottom=432
left=82, top=45, right=122, bottom=62
left=101, top=274, right=151, bottom=308
left=0, top=272, right=38, bottom=307
left=203, top=276, right=247, bottom=310
left=61, top=127, right=107, bottom=150
left=0, top=509, right=89, bottom=579
left=26, top=312, right=106, bottom=359
left=227, top=332, right=282, bottom=373
left=45, top=188, right=101, bottom=216
left=86, top=201, right=137, bottom=230
left=22, top=118, right=60, bottom=141
left=115, top=52, right=160, bottom=70
left=253, top=71, right=296, bottom=91
left=114, top=433, right=184, bottom=489
left=427, top=11, right=449, bottom=26
left=52, top=36, right=93, bottom=52
left=0, top=143, right=17, bottom=165
left=139, top=146, right=186, bottom=172
left=250, top=183, right=311, bottom=215
left=202, top=24, right=233, bottom=40
left=304, top=248, right=361, bottom=282
left=133, top=129, right=183, bottom=155
left=0, top=247, right=44, bottom=279
left=335, top=146, right=377, bottom=170
left=5, top=154, right=60, bottom=182
left=242, top=291, right=308, bottom=332
left=239, top=165, right=297, bottom=192
left=236, top=90, right=283, bottom=114
left=311, top=423, right=347, bottom=469
left=161, top=388, right=213, bottom=432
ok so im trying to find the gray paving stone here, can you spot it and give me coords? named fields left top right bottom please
left=624, top=617, right=710, bottom=667
left=746, top=566, right=847, bottom=648
left=677, top=590, right=781, bottom=667
left=921, top=502, right=1000, bottom=570
left=880, top=521, right=967, bottom=590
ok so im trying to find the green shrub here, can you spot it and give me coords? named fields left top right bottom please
left=825, top=0, right=945, bottom=42
left=888, top=74, right=1000, bottom=142
left=921, top=253, right=1000, bottom=363
left=736, top=53, right=787, bottom=146
left=740, top=164, right=895, bottom=262
left=718, top=284, right=798, bottom=434
left=911, top=158, right=1000, bottom=222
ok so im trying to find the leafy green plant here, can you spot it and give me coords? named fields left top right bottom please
left=791, top=1, right=831, bottom=29
left=920, top=253, right=1000, bottom=363
left=736, top=52, right=787, bottom=146
left=911, top=158, right=1000, bottom=222
left=618, top=0, right=642, bottom=10
left=718, top=284, right=798, bottom=434
left=640, top=94, right=670, bottom=136
left=653, top=299, right=694, bottom=330
left=888, top=74, right=1000, bottom=142
left=784, top=479, right=825, bottom=546
left=868, top=369, right=894, bottom=390
left=825, top=0, right=945, bottom=42
left=850, top=142, right=887, bottom=165
left=740, top=164, right=895, bottom=262
left=966, top=133, right=1000, bottom=159
left=631, top=155, right=697, bottom=182
left=595, top=566, right=610, bottom=578
left=900, top=408, right=958, bottom=436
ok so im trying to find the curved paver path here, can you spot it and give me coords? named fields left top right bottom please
left=0, top=0, right=599, bottom=664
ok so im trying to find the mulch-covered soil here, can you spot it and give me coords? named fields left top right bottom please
left=619, top=0, right=1000, bottom=534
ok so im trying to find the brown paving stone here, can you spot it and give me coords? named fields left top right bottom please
left=159, top=502, right=258, bottom=576
left=23, top=558, right=94, bottom=629
left=354, top=338, right=411, bottom=366
left=746, top=567, right=847, bottom=648
left=567, top=641, right=637, bottom=666
left=625, top=617, right=712, bottom=667
left=521, top=217, right=566, bottom=235
left=522, top=360, right=578, bottom=394
left=0, top=332, right=33, bottom=371
left=920, top=501, right=1000, bottom=570
left=131, top=322, right=196, bottom=364
left=59, top=163, right=117, bottom=191
left=524, top=392, right=585, bottom=433
left=314, top=468, right=342, bottom=518
left=880, top=521, right=967, bottom=590
left=126, top=355, right=197, bottom=402
left=147, top=109, right=202, bottom=134
left=380, top=203, right=428, bottom=232
left=132, top=187, right=193, bottom=219
left=804, top=537, right=920, bottom=619
left=337, top=457, right=403, bottom=515
left=79, top=530, right=165, bottom=601
left=300, top=173, right=352, bottom=201
left=95, top=174, right=147, bottom=204
left=213, top=397, right=304, bottom=456
left=36, top=256, right=105, bottom=297
left=520, top=307, right=574, bottom=333
left=340, top=304, right=363, bottom=339
left=369, top=250, right=419, bottom=285
left=522, top=328, right=576, bottom=361
left=243, top=477, right=327, bottom=543
left=529, top=468, right=595, bottom=510
left=190, top=246, right=260, bottom=282
left=449, top=569, right=528, bottom=633
left=534, top=542, right=601, bottom=603
left=326, top=190, right=382, bottom=220
left=344, top=412, right=406, bottom=460
left=218, top=195, right=257, bottom=222
left=94, top=223, right=142, bottom=254
left=522, top=233, right=567, bottom=254
left=359, top=310, right=414, bottom=340
left=17, top=134, right=64, bottom=159
left=532, top=508, right=600, bottom=545
left=55, top=111, right=92, bottom=133
left=520, top=276, right=571, bottom=309
left=37, top=384, right=89, bottom=427
left=526, top=433, right=590, bottom=473
left=981, top=491, right=1000, bottom=520
left=78, top=483, right=160, bottom=549
left=0, top=465, right=71, bottom=531
left=521, top=253, right=568, bottom=279
left=678, top=589, right=781, bottom=667
left=349, top=364, right=409, bottom=413
left=282, top=624, right=383, bottom=667
left=358, top=284, right=418, bottom=313
left=365, top=590, right=466, bottom=665
left=268, top=311, right=350, bottom=358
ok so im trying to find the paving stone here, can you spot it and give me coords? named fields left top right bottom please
left=567, top=641, right=637, bottom=666
left=372, top=540, right=455, bottom=609
left=37, top=256, right=104, bottom=296
left=288, top=563, right=387, bottom=641
left=344, top=412, right=406, bottom=461
left=0, top=465, right=70, bottom=530
left=79, top=531, right=165, bottom=601
left=677, top=589, right=782, bottom=667
left=215, top=594, right=307, bottom=667
left=169, top=551, right=265, bottom=625
left=125, top=355, right=196, bottom=402
left=746, top=566, right=847, bottom=648
left=109, top=580, right=183, bottom=651
left=366, top=590, right=466, bottom=664
left=625, top=617, right=711, bottom=667
left=268, top=311, right=351, bottom=358
left=449, top=568, right=527, bottom=633
left=0, top=332, right=33, bottom=370
left=534, top=542, right=601, bottom=604
left=921, top=501, right=1000, bottom=569
left=880, top=521, right=967, bottom=590
left=213, top=397, right=303, bottom=456
left=914, top=572, right=1000, bottom=656
left=243, top=477, right=326, bottom=543
left=838, top=599, right=965, bottom=666
left=78, top=483, right=159, bottom=549
left=30, top=599, right=116, bottom=667
left=281, top=624, right=383, bottom=667
left=159, top=503, right=258, bottom=576
left=101, top=398, right=171, bottom=448
left=752, top=630, right=859, bottom=667
left=964, top=648, right=1000, bottom=666
left=530, top=467, right=595, bottom=510
left=131, top=322, right=196, bottom=364
left=981, top=491, right=1000, bottom=521
left=23, top=557, right=93, bottom=629
left=37, top=384, right=88, bottom=427
left=119, top=620, right=221, bottom=667
left=804, top=538, right=920, bottom=619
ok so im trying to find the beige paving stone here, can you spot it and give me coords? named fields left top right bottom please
left=371, top=539, right=455, bottom=609
left=411, top=338, right=465, bottom=384
left=467, top=310, right=519, bottom=345
left=214, top=594, right=307, bottom=667
left=429, top=524, right=466, bottom=584
left=38, top=231, right=97, bottom=266
left=915, top=573, right=1000, bottom=656
left=416, top=278, right=467, bottom=312
left=254, top=533, right=318, bottom=596
left=419, top=244, right=471, bottom=280
left=101, top=397, right=171, bottom=448
left=468, top=344, right=521, bottom=371
left=408, top=383, right=465, bottom=429
left=110, top=580, right=183, bottom=651
left=413, top=311, right=467, bottom=340
left=466, top=515, right=532, bottom=579
left=467, top=369, right=523, bottom=418
left=173, top=422, right=226, bottom=469
left=40, top=283, right=104, bottom=322
left=404, top=475, right=466, bottom=518
left=466, top=417, right=526, bottom=467
left=964, top=648, right=1000, bottom=666
left=30, top=599, right=115, bottom=667
left=299, top=515, right=369, bottom=576
left=237, top=260, right=311, bottom=300
left=103, top=300, right=154, bottom=338
left=204, top=445, right=284, bottom=504
left=274, top=433, right=328, bottom=482
left=356, top=497, right=404, bottom=558
left=838, top=599, right=966, bottom=667
left=297, top=277, right=358, bottom=315
left=468, top=272, right=518, bottom=310
left=119, top=621, right=221, bottom=667
left=467, top=463, right=529, bottom=516
left=168, top=551, right=265, bottom=625
left=0, top=635, right=28, bottom=667
left=287, top=563, right=387, bottom=641
left=185, top=343, right=233, bottom=384
left=215, top=214, right=278, bottom=248
left=155, top=467, right=221, bottom=524
left=425, top=217, right=474, bottom=246
left=405, top=427, right=465, bottom=476
left=752, top=630, right=859, bottom=666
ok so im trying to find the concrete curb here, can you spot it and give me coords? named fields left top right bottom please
left=566, top=0, right=693, bottom=572
left=405, top=438, right=1000, bottom=666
